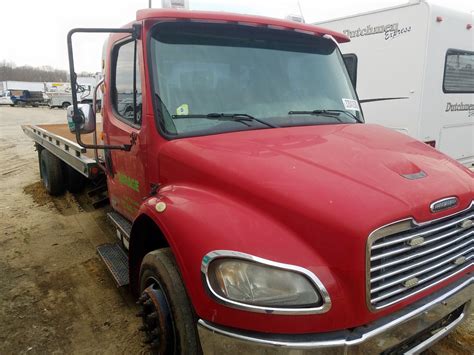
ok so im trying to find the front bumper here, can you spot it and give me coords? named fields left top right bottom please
left=198, top=275, right=472, bottom=354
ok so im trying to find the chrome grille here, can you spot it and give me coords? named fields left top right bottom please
left=367, top=202, right=474, bottom=310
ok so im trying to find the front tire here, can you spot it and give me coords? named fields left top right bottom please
left=138, top=248, right=200, bottom=355
left=40, top=149, right=65, bottom=195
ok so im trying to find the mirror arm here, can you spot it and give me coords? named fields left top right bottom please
left=67, top=25, right=141, bottom=152
left=74, top=130, right=131, bottom=151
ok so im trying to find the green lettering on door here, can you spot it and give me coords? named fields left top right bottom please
left=117, top=172, right=140, bottom=192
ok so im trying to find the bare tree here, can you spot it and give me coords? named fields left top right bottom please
left=0, top=61, right=71, bottom=82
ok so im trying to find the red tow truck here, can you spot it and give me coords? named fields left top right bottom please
left=22, top=8, right=473, bottom=354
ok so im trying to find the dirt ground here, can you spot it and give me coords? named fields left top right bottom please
left=0, top=106, right=144, bottom=354
left=0, top=106, right=472, bottom=354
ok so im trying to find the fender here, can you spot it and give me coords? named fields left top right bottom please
left=129, top=183, right=350, bottom=334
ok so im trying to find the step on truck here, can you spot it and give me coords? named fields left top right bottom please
left=22, top=8, right=473, bottom=354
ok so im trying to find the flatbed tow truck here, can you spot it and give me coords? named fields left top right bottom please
left=22, top=7, right=473, bottom=355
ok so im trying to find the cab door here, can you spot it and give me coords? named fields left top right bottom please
left=104, top=36, right=147, bottom=221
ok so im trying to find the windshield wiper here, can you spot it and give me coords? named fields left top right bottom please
left=288, top=109, right=362, bottom=123
left=172, top=113, right=278, bottom=128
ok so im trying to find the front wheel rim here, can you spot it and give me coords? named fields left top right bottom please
left=137, top=277, right=176, bottom=353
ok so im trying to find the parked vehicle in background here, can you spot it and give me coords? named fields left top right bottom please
left=317, top=0, right=474, bottom=167
left=22, top=7, right=473, bottom=354
left=0, top=94, right=13, bottom=105
left=0, top=81, right=46, bottom=106
left=10, top=89, right=45, bottom=107
left=44, top=82, right=70, bottom=93
left=46, top=75, right=103, bottom=109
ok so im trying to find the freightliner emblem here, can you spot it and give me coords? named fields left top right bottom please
left=430, top=197, right=458, bottom=213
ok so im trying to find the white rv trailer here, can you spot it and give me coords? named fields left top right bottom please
left=317, top=0, right=474, bottom=167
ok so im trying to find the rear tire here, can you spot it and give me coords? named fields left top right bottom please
left=62, top=101, right=71, bottom=109
left=138, top=248, right=200, bottom=355
left=66, top=166, right=85, bottom=193
left=40, top=149, right=66, bottom=196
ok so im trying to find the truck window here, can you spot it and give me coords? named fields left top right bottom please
left=343, top=54, right=357, bottom=89
left=443, top=49, right=474, bottom=93
left=112, top=40, right=142, bottom=125
left=150, top=22, right=361, bottom=137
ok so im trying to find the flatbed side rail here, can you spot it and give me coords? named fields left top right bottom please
left=22, top=124, right=99, bottom=178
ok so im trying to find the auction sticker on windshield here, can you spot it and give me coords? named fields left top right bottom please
left=342, top=98, right=360, bottom=111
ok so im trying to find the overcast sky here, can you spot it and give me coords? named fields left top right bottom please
left=0, top=0, right=472, bottom=73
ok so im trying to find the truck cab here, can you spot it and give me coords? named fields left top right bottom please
left=31, top=8, right=473, bottom=354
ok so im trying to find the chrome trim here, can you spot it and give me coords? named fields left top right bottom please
left=197, top=277, right=473, bottom=353
left=371, top=253, right=473, bottom=293
left=371, top=244, right=472, bottom=282
left=366, top=200, right=474, bottom=312
left=371, top=229, right=472, bottom=263
left=371, top=234, right=473, bottom=272
left=200, top=250, right=331, bottom=315
left=430, top=196, right=459, bottom=213
left=371, top=263, right=472, bottom=304
left=401, top=171, right=427, bottom=180
left=372, top=212, right=474, bottom=250
left=404, top=309, right=466, bottom=355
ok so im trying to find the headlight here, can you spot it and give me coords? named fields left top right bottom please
left=202, top=251, right=331, bottom=314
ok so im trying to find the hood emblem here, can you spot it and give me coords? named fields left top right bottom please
left=401, top=171, right=427, bottom=180
left=407, top=236, right=425, bottom=247
left=430, top=197, right=458, bottom=213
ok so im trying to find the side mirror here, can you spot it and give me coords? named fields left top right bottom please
left=67, top=103, right=96, bottom=134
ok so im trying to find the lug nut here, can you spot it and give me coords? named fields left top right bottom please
left=138, top=294, right=149, bottom=303
left=147, top=312, right=158, bottom=320
left=144, top=299, right=153, bottom=307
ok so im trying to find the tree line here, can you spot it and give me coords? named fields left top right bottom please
left=0, top=61, right=93, bottom=83
left=0, top=61, right=68, bottom=82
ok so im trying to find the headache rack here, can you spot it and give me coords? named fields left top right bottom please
left=367, top=202, right=474, bottom=310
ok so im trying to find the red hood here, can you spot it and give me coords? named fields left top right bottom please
left=160, top=124, right=473, bottom=234
left=157, top=123, right=473, bottom=332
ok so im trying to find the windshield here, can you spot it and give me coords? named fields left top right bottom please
left=150, top=22, right=362, bottom=137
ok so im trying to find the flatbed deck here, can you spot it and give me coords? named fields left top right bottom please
left=22, top=123, right=104, bottom=178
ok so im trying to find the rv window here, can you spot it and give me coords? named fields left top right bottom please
left=443, top=49, right=474, bottom=93
left=343, top=54, right=357, bottom=89
left=112, top=39, right=142, bottom=125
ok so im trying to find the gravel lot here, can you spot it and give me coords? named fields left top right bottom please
left=0, top=106, right=471, bottom=354
left=0, top=106, right=143, bottom=354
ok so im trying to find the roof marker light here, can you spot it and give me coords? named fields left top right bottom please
left=467, top=24, right=472, bottom=30
left=436, top=16, right=443, bottom=22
